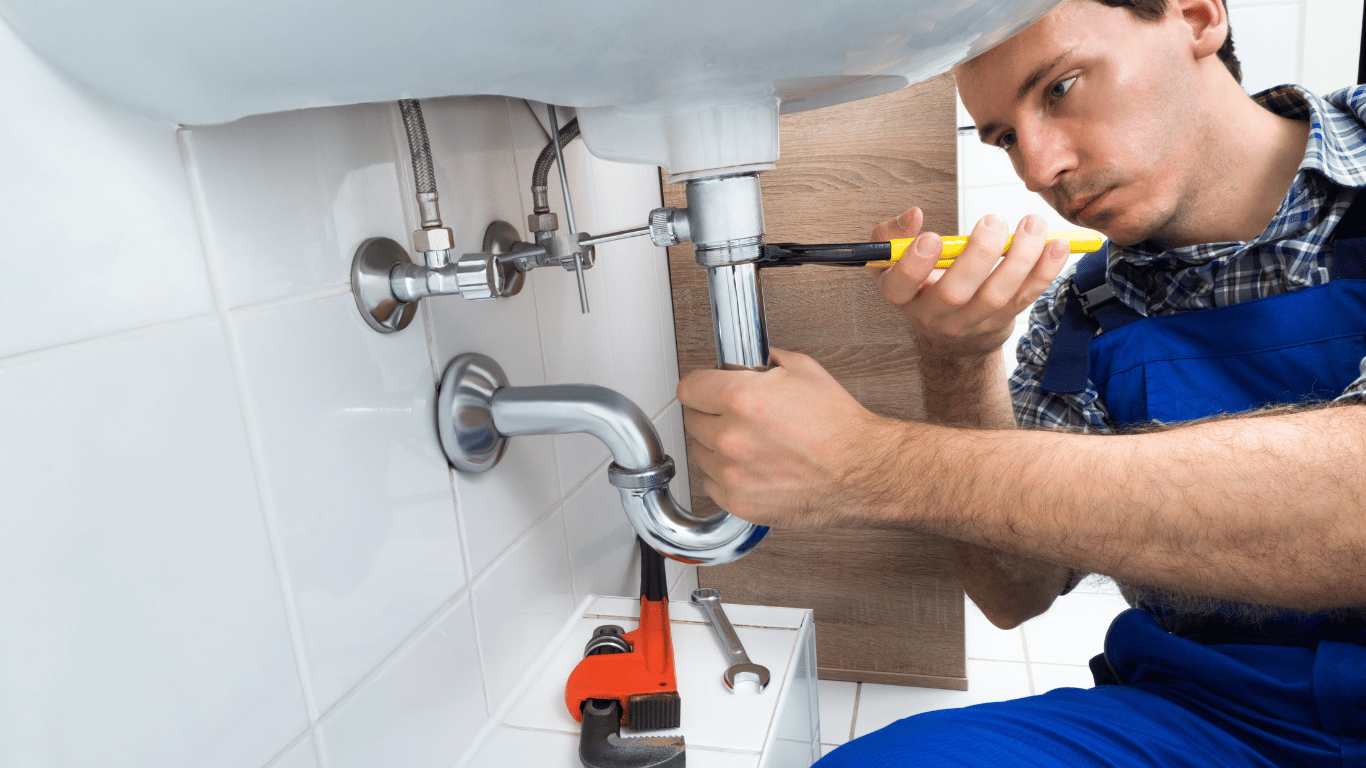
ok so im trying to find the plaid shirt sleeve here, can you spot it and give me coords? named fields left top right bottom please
left=1337, top=358, right=1366, bottom=401
left=1008, top=266, right=1117, bottom=433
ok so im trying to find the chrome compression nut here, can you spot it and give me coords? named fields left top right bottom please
left=527, top=211, right=558, bottom=234
left=413, top=226, right=454, bottom=253
left=608, top=457, right=676, bottom=490
left=650, top=207, right=691, bottom=247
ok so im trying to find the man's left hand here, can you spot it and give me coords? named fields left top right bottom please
left=676, top=348, right=897, bottom=529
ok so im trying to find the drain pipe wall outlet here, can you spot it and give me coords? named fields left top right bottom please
left=436, top=353, right=769, bottom=566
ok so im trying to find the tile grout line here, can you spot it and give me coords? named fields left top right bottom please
left=175, top=129, right=326, bottom=762
left=391, top=99, right=501, bottom=723
left=311, top=580, right=474, bottom=731
left=456, top=593, right=598, bottom=767
left=848, top=682, right=863, bottom=743
left=0, top=313, right=218, bottom=370
left=226, top=284, right=352, bottom=318
left=502, top=96, right=585, bottom=611
left=1019, top=627, right=1037, bottom=696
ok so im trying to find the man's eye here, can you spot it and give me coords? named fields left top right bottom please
left=997, top=133, right=1017, bottom=151
left=1050, top=77, right=1076, bottom=101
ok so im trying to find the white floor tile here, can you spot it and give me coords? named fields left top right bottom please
left=964, top=595, right=1026, bottom=662
left=816, top=680, right=857, bottom=745
left=821, top=743, right=839, bottom=758
left=852, top=660, right=1031, bottom=738
left=1020, top=591, right=1129, bottom=666
left=1030, top=663, right=1096, bottom=695
left=470, top=727, right=760, bottom=768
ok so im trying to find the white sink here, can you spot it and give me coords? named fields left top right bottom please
left=0, top=0, right=1059, bottom=173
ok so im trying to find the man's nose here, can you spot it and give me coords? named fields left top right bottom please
left=1015, top=128, right=1076, bottom=193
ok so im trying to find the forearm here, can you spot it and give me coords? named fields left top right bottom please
left=871, top=402, right=1366, bottom=609
left=917, top=345, right=1067, bottom=619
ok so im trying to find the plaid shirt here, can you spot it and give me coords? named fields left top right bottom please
left=1010, top=85, right=1366, bottom=432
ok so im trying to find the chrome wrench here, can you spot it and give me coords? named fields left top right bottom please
left=691, top=588, right=771, bottom=692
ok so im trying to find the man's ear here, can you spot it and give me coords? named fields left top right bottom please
left=1172, top=0, right=1229, bottom=60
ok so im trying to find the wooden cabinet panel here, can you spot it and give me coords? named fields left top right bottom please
left=663, top=74, right=967, bottom=689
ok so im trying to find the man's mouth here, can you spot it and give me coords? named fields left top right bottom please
left=1067, top=189, right=1112, bottom=224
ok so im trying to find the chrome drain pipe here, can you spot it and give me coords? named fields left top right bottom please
left=436, top=354, right=769, bottom=565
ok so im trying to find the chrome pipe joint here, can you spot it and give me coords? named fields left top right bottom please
left=350, top=222, right=531, bottom=334
left=648, top=173, right=772, bottom=371
left=436, top=353, right=770, bottom=566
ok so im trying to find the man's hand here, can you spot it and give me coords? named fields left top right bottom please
left=677, top=349, right=895, bottom=529
left=871, top=210, right=1071, bottom=360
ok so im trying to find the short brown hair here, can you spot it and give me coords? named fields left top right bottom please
left=1093, top=0, right=1243, bottom=83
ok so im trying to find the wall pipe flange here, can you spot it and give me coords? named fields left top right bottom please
left=352, top=237, right=418, bottom=333
left=436, top=353, right=510, bottom=472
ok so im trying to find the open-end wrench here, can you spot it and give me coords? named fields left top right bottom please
left=691, top=588, right=771, bottom=692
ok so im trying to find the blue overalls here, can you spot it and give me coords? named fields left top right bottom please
left=818, top=211, right=1366, bottom=766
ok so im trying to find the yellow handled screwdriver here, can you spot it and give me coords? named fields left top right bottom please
left=888, top=229, right=1105, bottom=269
left=760, top=229, right=1104, bottom=269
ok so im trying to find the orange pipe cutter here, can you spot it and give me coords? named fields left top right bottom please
left=565, top=539, right=684, bottom=768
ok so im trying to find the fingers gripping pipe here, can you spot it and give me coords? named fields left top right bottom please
left=436, top=353, right=769, bottom=565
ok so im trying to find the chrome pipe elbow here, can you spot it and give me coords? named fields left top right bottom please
left=436, top=353, right=768, bottom=566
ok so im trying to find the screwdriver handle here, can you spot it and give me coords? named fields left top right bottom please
left=885, top=229, right=1104, bottom=269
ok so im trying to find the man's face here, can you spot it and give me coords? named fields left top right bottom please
left=956, top=0, right=1208, bottom=246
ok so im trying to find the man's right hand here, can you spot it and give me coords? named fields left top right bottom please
left=871, top=209, right=1071, bottom=360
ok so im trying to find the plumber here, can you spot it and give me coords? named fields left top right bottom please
left=677, top=0, right=1366, bottom=762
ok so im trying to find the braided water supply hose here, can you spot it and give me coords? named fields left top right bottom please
left=531, top=117, right=580, bottom=215
left=398, top=99, right=441, bottom=228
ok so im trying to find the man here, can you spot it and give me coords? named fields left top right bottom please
left=676, top=0, right=1366, bottom=763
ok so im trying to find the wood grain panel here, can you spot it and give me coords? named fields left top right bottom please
left=664, top=74, right=968, bottom=688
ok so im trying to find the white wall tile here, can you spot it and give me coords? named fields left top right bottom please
left=270, top=738, right=320, bottom=768
left=181, top=102, right=408, bottom=309
left=1020, top=591, right=1130, bottom=666
left=232, top=294, right=465, bottom=712
left=0, top=18, right=212, bottom=359
left=0, top=324, right=306, bottom=768
left=562, top=466, right=640, bottom=603
left=320, top=596, right=488, bottom=768
left=407, top=96, right=566, bottom=580
left=852, top=660, right=1031, bottom=737
left=471, top=509, right=577, bottom=711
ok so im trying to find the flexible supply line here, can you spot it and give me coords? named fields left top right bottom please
left=398, top=99, right=441, bottom=229
left=531, top=117, right=580, bottom=214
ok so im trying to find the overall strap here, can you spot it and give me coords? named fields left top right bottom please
left=1330, top=190, right=1366, bottom=279
left=1042, top=190, right=1366, bottom=396
left=1040, top=245, right=1144, bottom=393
